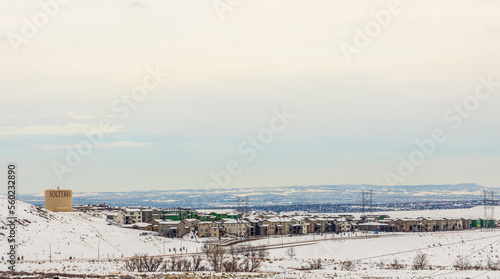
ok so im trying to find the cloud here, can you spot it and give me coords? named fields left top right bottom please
left=38, top=141, right=153, bottom=150
left=129, top=1, right=147, bottom=8
left=0, top=123, right=121, bottom=136
left=0, top=114, right=22, bottom=118
left=67, top=111, right=117, bottom=120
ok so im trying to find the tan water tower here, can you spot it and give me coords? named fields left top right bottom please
left=45, top=187, right=73, bottom=212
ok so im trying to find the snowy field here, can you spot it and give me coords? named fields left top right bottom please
left=2, top=196, right=500, bottom=278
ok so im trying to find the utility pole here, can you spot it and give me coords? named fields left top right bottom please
left=98, top=241, right=100, bottom=260
left=49, top=242, right=52, bottom=263
left=163, top=237, right=165, bottom=255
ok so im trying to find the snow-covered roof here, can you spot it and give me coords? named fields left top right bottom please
left=133, top=222, right=152, bottom=228
left=159, top=221, right=181, bottom=225
left=124, top=208, right=141, bottom=212
left=197, top=209, right=239, bottom=215
left=358, top=222, right=388, bottom=226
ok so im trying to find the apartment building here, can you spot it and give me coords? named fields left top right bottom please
left=219, top=218, right=250, bottom=237
left=198, top=222, right=223, bottom=238
left=159, top=220, right=190, bottom=238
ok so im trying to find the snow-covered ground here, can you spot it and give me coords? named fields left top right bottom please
left=0, top=195, right=204, bottom=263
left=2, top=196, right=500, bottom=278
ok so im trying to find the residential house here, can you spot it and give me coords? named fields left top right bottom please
left=115, top=208, right=142, bottom=224
left=123, top=222, right=154, bottom=231
left=159, top=220, right=190, bottom=238
left=198, top=222, right=223, bottom=238
left=220, top=218, right=249, bottom=237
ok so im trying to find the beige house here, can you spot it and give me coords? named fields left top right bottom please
left=446, top=218, right=463, bottom=231
left=290, top=217, right=309, bottom=235
left=421, top=218, right=438, bottom=231
left=198, top=222, right=223, bottom=238
left=183, top=219, right=199, bottom=233
left=115, top=208, right=143, bottom=224
left=334, top=217, right=354, bottom=233
left=122, top=222, right=154, bottom=231
left=220, top=219, right=249, bottom=237
left=305, top=218, right=319, bottom=234
left=268, top=218, right=293, bottom=235
left=159, top=220, right=190, bottom=238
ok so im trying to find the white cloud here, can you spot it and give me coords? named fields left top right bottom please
left=0, top=124, right=121, bottom=136
left=0, top=114, right=22, bottom=118
left=67, top=111, right=117, bottom=120
left=129, top=1, right=147, bottom=8
left=149, top=130, right=162, bottom=134
left=38, top=141, right=152, bottom=150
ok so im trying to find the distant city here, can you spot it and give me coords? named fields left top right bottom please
left=17, top=183, right=499, bottom=213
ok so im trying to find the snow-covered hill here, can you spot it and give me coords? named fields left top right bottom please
left=0, top=195, right=201, bottom=263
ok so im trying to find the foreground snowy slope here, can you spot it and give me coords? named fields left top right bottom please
left=0, top=195, right=202, bottom=262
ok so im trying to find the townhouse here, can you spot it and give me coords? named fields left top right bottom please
left=159, top=220, right=190, bottom=238
left=219, top=218, right=250, bottom=237
left=198, top=221, right=223, bottom=238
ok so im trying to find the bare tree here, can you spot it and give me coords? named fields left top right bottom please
left=413, top=253, right=428, bottom=270
left=202, top=244, right=227, bottom=272
left=124, top=256, right=140, bottom=272
left=286, top=247, right=297, bottom=259
left=124, top=254, right=163, bottom=272
left=342, top=260, right=356, bottom=271
left=192, top=255, right=204, bottom=271
left=486, top=255, right=500, bottom=271
left=376, top=259, right=385, bottom=269
left=454, top=255, right=471, bottom=270
left=228, top=245, right=238, bottom=258
left=308, top=259, right=323, bottom=270
left=242, top=245, right=269, bottom=272
left=390, top=258, right=404, bottom=270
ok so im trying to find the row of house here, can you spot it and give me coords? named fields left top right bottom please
left=106, top=207, right=497, bottom=239
left=108, top=208, right=242, bottom=226
left=119, top=214, right=358, bottom=239
left=369, top=217, right=495, bottom=232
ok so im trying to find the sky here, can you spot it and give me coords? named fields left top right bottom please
left=1, top=0, right=500, bottom=194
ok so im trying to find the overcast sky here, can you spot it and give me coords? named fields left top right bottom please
left=1, top=0, right=499, bottom=194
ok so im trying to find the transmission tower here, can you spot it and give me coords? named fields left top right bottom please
left=368, top=189, right=374, bottom=216
left=483, top=190, right=495, bottom=229
left=236, top=196, right=242, bottom=213
left=236, top=196, right=250, bottom=215
left=361, top=189, right=374, bottom=218
left=244, top=196, right=250, bottom=214
left=361, top=190, right=366, bottom=217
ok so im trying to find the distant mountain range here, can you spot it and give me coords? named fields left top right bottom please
left=16, top=183, right=498, bottom=209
